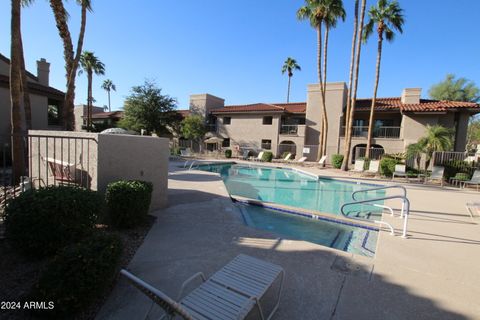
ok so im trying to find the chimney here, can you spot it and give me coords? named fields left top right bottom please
left=37, top=58, right=50, bottom=86
left=401, top=88, right=421, bottom=104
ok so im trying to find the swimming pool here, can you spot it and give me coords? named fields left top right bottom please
left=198, top=162, right=385, bottom=219
left=197, top=162, right=383, bottom=257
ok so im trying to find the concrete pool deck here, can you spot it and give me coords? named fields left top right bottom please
left=97, top=160, right=480, bottom=320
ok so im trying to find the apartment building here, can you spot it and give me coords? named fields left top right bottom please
left=182, top=82, right=479, bottom=162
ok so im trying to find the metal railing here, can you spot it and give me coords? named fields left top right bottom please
left=280, top=125, right=298, bottom=135
left=341, top=185, right=410, bottom=238
left=341, top=126, right=401, bottom=139
left=205, top=124, right=217, bottom=133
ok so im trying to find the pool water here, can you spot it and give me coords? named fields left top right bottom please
left=198, top=163, right=385, bottom=219
left=240, top=204, right=378, bottom=257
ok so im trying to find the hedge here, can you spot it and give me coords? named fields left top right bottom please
left=380, top=157, right=400, bottom=177
left=31, top=232, right=123, bottom=318
left=331, top=154, right=344, bottom=169
left=225, top=149, right=232, bottom=158
left=105, top=180, right=153, bottom=228
left=261, top=151, right=273, bottom=162
left=5, top=186, right=103, bottom=258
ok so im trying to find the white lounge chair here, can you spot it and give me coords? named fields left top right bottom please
left=351, top=159, right=365, bottom=173
left=180, top=148, right=193, bottom=158
left=466, top=202, right=480, bottom=220
left=296, top=156, right=307, bottom=163
left=424, top=166, right=445, bottom=186
left=363, top=160, right=380, bottom=176
left=462, top=170, right=480, bottom=191
left=121, top=254, right=285, bottom=320
left=273, top=153, right=292, bottom=163
left=318, top=155, right=327, bottom=167
left=253, top=151, right=265, bottom=162
left=392, top=164, right=407, bottom=180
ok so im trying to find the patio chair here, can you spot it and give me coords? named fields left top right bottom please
left=241, top=150, right=250, bottom=160
left=350, top=159, right=365, bottom=173
left=465, top=202, right=480, bottom=220
left=253, top=151, right=265, bottom=162
left=363, top=160, right=380, bottom=176
left=318, top=155, right=327, bottom=167
left=461, top=170, right=480, bottom=191
left=273, top=153, right=292, bottom=163
left=42, top=157, right=77, bottom=185
left=392, top=164, right=407, bottom=180
left=294, top=156, right=307, bottom=163
left=424, top=166, right=445, bottom=186
left=121, top=254, right=285, bottom=320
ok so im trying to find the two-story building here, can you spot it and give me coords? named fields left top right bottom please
left=180, top=82, right=479, bottom=162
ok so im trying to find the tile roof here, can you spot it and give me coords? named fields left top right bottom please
left=177, top=109, right=191, bottom=117
left=91, top=111, right=123, bottom=119
left=0, top=74, right=64, bottom=99
left=354, top=98, right=479, bottom=112
left=211, top=102, right=307, bottom=114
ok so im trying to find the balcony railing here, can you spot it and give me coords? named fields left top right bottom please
left=341, top=126, right=401, bottom=139
left=280, top=125, right=298, bottom=135
left=205, top=124, right=217, bottom=133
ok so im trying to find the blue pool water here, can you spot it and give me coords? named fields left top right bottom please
left=198, top=163, right=385, bottom=219
left=197, top=162, right=383, bottom=257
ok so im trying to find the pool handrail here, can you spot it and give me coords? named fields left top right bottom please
left=352, top=185, right=408, bottom=218
left=341, top=195, right=410, bottom=238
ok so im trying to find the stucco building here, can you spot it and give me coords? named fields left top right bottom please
left=180, top=82, right=479, bottom=162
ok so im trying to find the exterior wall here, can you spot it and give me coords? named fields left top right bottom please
left=97, top=134, right=169, bottom=210
left=74, top=105, right=105, bottom=131
left=402, top=113, right=444, bottom=146
left=29, top=130, right=169, bottom=211
left=217, top=113, right=283, bottom=155
left=189, top=94, right=225, bottom=117
left=454, top=112, right=470, bottom=151
left=305, top=82, right=347, bottom=161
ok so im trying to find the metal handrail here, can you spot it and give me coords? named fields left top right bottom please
left=352, top=185, right=407, bottom=218
left=341, top=195, right=410, bottom=238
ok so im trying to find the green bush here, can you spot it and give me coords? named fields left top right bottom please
left=5, top=186, right=103, bottom=258
left=105, top=180, right=153, bottom=228
left=444, top=159, right=474, bottom=180
left=380, top=157, right=400, bottom=177
left=225, top=149, right=232, bottom=158
left=31, top=232, right=123, bottom=318
left=170, top=147, right=181, bottom=155
left=331, top=154, right=344, bottom=169
left=261, top=151, right=274, bottom=162
left=453, top=172, right=470, bottom=181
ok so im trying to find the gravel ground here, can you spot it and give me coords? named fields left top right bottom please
left=0, top=215, right=156, bottom=320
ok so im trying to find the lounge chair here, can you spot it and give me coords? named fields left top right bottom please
left=318, top=155, right=327, bottom=167
left=43, top=157, right=77, bottom=185
left=350, top=159, right=364, bottom=173
left=253, top=151, right=265, bottom=162
left=424, top=166, right=445, bottom=186
left=295, top=156, right=307, bottom=163
left=180, top=148, right=193, bottom=158
left=273, top=153, right=292, bottom=163
left=121, top=254, right=285, bottom=320
left=466, top=202, right=480, bottom=220
left=392, top=164, right=407, bottom=180
left=241, top=150, right=250, bottom=160
left=363, top=160, right=380, bottom=176
left=461, top=170, right=480, bottom=191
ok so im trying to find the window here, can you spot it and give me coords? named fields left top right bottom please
left=222, top=138, right=230, bottom=148
left=47, top=99, right=62, bottom=126
left=261, top=139, right=272, bottom=150
left=223, top=117, right=231, bottom=125
left=263, top=116, right=273, bottom=125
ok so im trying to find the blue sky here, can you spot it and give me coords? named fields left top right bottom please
left=0, top=0, right=479, bottom=110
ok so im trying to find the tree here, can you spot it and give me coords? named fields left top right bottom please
left=79, top=51, right=105, bottom=131
left=363, top=0, right=404, bottom=158
left=181, top=115, right=207, bottom=152
left=429, top=74, right=480, bottom=103
left=119, top=80, right=177, bottom=135
left=405, top=142, right=423, bottom=170
left=416, top=125, right=453, bottom=170
left=466, top=118, right=480, bottom=151
left=10, top=0, right=33, bottom=183
left=297, top=0, right=345, bottom=160
left=101, top=79, right=116, bottom=112
left=49, top=0, right=91, bottom=130
left=341, top=0, right=367, bottom=170
left=281, top=57, right=301, bottom=103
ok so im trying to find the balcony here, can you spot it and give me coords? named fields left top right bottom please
left=205, top=124, right=217, bottom=133
left=280, top=125, right=305, bottom=136
left=340, top=126, right=401, bottom=139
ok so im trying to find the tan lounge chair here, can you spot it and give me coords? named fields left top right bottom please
left=253, top=151, right=265, bottom=162
left=461, top=170, right=480, bottom=191
left=424, top=166, right=445, bottom=186
left=273, top=153, right=292, bottom=163
left=466, top=202, right=480, bottom=220
left=351, top=159, right=365, bottom=173
left=318, top=155, right=327, bottom=167
left=121, top=254, right=285, bottom=320
left=392, top=164, right=407, bottom=180
left=363, top=160, right=380, bottom=176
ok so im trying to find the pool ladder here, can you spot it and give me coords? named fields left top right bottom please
left=341, top=185, right=410, bottom=238
left=183, top=160, right=199, bottom=170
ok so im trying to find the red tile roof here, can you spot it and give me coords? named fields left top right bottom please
left=354, top=97, right=479, bottom=112
left=211, top=102, right=306, bottom=114
left=91, top=111, right=124, bottom=119
left=177, top=109, right=191, bottom=118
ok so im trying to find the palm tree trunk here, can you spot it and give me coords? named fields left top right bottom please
left=365, top=35, right=384, bottom=158
left=19, top=38, right=31, bottom=130
left=287, top=76, right=291, bottom=103
left=341, top=0, right=359, bottom=171
left=10, top=0, right=26, bottom=184
left=342, top=0, right=366, bottom=170
left=316, top=24, right=328, bottom=160
left=87, top=71, right=92, bottom=131
left=108, top=90, right=111, bottom=112
left=322, top=26, right=330, bottom=158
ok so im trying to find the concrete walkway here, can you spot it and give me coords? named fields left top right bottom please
left=97, top=160, right=480, bottom=320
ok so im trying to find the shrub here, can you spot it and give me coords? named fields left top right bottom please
left=5, top=186, right=103, bottom=258
left=106, top=180, right=153, bottom=228
left=31, top=232, right=123, bottom=318
left=261, top=151, right=273, bottom=162
left=170, top=147, right=180, bottom=155
left=225, top=149, right=232, bottom=158
left=380, top=157, right=400, bottom=177
left=331, top=154, right=344, bottom=169
left=443, top=159, right=474, bottom=180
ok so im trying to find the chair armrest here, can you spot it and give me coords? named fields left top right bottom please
left=177, top=272, right=206, bottom=300
left=249, top=296, right=266, bottom=320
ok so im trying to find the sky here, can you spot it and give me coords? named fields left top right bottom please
left=0, top=0, right=479, bottom=111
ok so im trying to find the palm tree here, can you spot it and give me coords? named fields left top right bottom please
left=418, top=125, right=453, bottom=171
left=101, top=79, right=116, bottom=112
left=49, top=0, right=91, bottom=130
left=363, top=0, right=404, bottom=157
left=79, top=51, right=105, bottom=131
left=297, top=0, right=345, bottom=160
left=281, top=58, right=301, bottom=103
left=405, top=142, right=424, bottom=170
